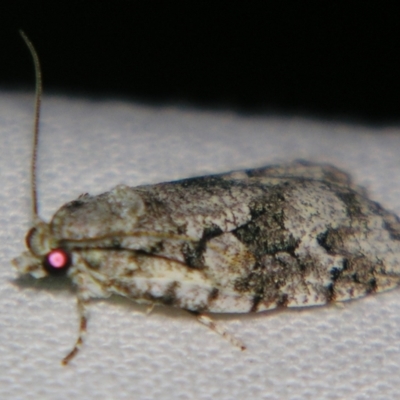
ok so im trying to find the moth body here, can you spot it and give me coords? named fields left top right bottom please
left=14, top=161, right=400, bottom=315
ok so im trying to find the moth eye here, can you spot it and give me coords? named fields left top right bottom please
left=43, top=249, right=71, bottom=275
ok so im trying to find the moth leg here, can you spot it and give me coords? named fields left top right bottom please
left=189, top=311, right=246, bottom=351
left=61, top=295, right=89, bottom=365
left=146, top=303, right=155, bottom=315
left=333, top=302, right=345, bottom=309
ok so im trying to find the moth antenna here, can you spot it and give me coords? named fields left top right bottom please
left=19, top=30, right=42, bottom=219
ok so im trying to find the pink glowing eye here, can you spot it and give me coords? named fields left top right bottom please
left=43, top=249, right=71, bottom=275
left=49, top=250, right=68, bottom=268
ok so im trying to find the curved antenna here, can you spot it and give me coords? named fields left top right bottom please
left=19, top=30, right=42, bottom=219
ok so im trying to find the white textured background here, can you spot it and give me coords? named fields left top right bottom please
left=1, top=91, right=400, bottom=399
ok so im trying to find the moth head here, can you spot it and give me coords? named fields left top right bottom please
left=12, top=219, right=72, bottom=279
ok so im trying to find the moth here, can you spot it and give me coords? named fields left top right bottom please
left=13, top=31, right=400, bottom=365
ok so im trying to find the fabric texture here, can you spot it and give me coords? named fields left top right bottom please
left=1, top=91, right=400, bottom=399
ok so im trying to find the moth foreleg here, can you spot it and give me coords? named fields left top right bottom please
left=190, top=311, right=246, bottom=351
left=146, top=303, right=155, bottom=315
left=61, top=296, right=89, bottom=365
